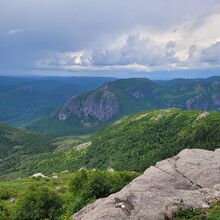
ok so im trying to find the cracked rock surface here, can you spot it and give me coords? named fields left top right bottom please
left=72, top=149, right=220, bottom=220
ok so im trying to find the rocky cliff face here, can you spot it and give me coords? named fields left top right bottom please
left=57, top=78, right=220, bottom=125
left=185, top=94, right=209, bottom=110
left=73, top=149, right=220, bottom=220
left=58, top=90, right=119, bottom=121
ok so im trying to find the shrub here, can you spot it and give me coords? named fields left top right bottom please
left=0, top=202, right=10, bottom=220
left=15, top=186, right=63, bottom=220
left=0, top=189, right=11, bottom=200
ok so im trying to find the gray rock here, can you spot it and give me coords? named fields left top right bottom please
left=72, top=149, right=220, bottom=220
left=31, top=173, right=49, bottom=178
left=107, top=166, right=114, bottom=172
left=58, top=90, right=119, bottom=121
left=212, top=94, right=220, bottom=106
left=52, top=175, right=58, bottom=179
left=10, top=198, right=16, bottom=203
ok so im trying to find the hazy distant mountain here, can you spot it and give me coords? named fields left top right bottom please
left=27, top=76, right=220, bottom=136
left=0, top=76, right=116, bottom=127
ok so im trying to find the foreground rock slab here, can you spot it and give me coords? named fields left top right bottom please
left=72, top=149, right=220, bottom=220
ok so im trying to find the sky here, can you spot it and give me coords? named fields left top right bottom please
left=0, top=0, right=220, bottom=79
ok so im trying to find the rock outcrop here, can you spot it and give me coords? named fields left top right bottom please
left=185, top=94, right=209, bottom=110
left=58, top=90, right=119, bottom=121
left=72, top=149, right=220, bottom=220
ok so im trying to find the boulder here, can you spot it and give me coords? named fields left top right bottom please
left=31, top=173, right=48, bottom=178
left=72, top=149, right=220, bottom=220
left=52, top=175, right=58, bottom=179
left=107, top=166, right=114, bottom=172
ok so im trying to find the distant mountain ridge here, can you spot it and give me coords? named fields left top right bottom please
left=57, top=78, right=155, bottom=122
left=57, top=76, right=220, bottom=122
left=0, top=76, right=116, bottom=127
left=27, top=76, right=220, bottom=135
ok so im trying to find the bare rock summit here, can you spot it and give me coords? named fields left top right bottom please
left=72, top=148, right=220, bottom=220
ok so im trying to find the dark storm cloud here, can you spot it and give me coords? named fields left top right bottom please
left=0, top=0, right=220, bottom=75
left=200, top=42, right=220, bottom=65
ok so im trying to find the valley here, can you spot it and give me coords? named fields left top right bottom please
left=2, top=1, right=220, bottom=219
left=1, top=108, right=219, bottom=181
left=0, top=76, right=115, bottom=128
left=0, top=76, right=220, bottom=219
left=26, top=77, right=220, bottom=136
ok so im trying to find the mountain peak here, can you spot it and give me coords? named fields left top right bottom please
left=58, top=90, right=120, bottom=121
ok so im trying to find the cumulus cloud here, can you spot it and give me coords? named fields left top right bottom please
left=0, top=0, right=220, bottom=76
left=200, top=42, right=220, bottom=65
left=91, top=36, right=179, bottom=67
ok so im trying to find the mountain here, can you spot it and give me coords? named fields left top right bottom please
left=27, top=78, right=157, bottom=135
left=0, top=76, right=116, bottom=127
left=12, top=109, right=219, bottom=179
left=157, top=76, right=220, bottom=110
left=79, top=109, right=220, bottom=172
left=1, top=109, right=219, bottom=180
left=27, top=76, right=220, bottom=136
left=57, top=78, right=157, bottom=121
left=73, top=148, right=220, bottom=220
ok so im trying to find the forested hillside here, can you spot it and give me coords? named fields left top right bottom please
left=80, top=109, right=220, bottom=171
left=28, top=77, right=220, bottom=136
left=7, top=109, right=218, bottom=179
left=0, top=76, right=115, bottom=127
left=0, top=122, right=56, bottom=180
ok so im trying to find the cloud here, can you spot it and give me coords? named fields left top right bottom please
left=0, top=0, right=220, bottom=76
left=91, top=36, right=179, bottom=67
left=200, top=42, right=220, bottom=65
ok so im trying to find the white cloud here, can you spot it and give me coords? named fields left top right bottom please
left=6, top=28, right=38, bottom=36
left=1, top=0, right=220, bottom=75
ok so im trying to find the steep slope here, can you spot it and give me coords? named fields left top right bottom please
left=58, top=90, right=120, bottom=122
left=0, top=122, right=56, bottom=180
left=28, top=77, right=220, bottom=136
left=58, top=78, right=157, bottom=121
left=81, top=109, right=220, bottom=172
left=73, top=148, right=220, bottom=220
left=27, top=78, right=159, bottom=135
left=157, top=76, right=220, bottom=110
left=1, top=109, right=219, bottom=180
left=57, top=76, right=220, bottom=123
left=0, top=76, right=115, bottom=127
left=21, top=109, right=220, bottom=178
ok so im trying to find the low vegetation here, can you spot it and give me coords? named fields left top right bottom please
left=173, top=200, right=220, bottom=220
left=0, top=170, right=139, bottom=219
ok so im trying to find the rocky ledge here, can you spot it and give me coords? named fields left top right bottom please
left=72, top=149, right=220, bottom=220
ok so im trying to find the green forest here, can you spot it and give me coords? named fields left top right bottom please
left=0, top=109, right=220, bottom=219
